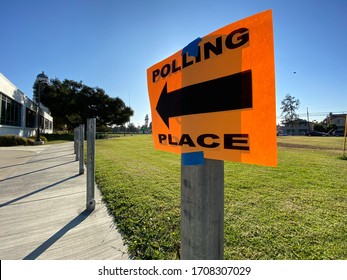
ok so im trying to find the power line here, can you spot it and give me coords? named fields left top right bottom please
left=277, top=111, right=347, bottom=120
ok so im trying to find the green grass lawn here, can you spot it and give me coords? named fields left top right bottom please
left=95, top=135, right=346, bottom=260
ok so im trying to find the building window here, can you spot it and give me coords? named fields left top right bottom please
left=0, top=92, right=22, bottom=126
left=44, top=118, right=50, bottom=130
left=25, top=108, right=36, bottom=128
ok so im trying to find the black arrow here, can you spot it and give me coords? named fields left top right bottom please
left=156, top=70, right=253, bottom=128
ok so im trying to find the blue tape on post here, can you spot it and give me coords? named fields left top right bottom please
left=182, top=37, right=202, bottom=57
left=182, top=151, right=205, bottom=166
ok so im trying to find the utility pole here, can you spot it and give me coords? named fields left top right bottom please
left=307, top=107, right=310, bottom=132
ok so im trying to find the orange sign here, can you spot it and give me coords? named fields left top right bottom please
left=147, top=10, right=277, bottom=167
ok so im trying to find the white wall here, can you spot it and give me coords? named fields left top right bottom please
left=0, top=73, right=53, bottom=137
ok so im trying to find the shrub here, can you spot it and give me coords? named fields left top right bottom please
left=0, top=135, right=28, bottom=146
left=42, top=133, right=73, bottom=142
left=0, top=135, right=49, bottom=146
left=27, top=138, right=35, bottom=145
left=29, top=135, right=48, bottom=143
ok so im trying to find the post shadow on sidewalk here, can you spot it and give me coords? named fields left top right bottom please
left=0, top=153, right=75, bottom=170
left=0, top=174, right=81, bottom=208
left=23, top=210, right=91, bottom=260
left=0, top=160, right=76, bottom=183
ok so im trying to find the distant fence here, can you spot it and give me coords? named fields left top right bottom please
left=95, top=132, right=140, bottom=139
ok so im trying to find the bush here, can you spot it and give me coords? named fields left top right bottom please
left=0, top=135, right=29, bottom=146
left=29, top=135, right=48, bottom=143
left=96, top=133, right=108, bottom=139
left=27, top=138, right=35, bottom=145
left=0, top=135, right=48, bottom=146
left=42, top=133, right=73, bottom=142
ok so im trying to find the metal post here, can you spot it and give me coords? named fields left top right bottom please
left=180, top=158, right=224, bottom=259
left=74, top=127, right=77, bottom=155
left=86, top=118, right=96, bottom=211
left=79, top=124, right=85, bottom=175
left=75, top=127, right=80, bottom=161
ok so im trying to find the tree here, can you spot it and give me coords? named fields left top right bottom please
left=34, top=78, right=133, bottom=131
left=313, top=123, right=325, bottom=132
left=326, top=123, right=337, bottom=133
left=322, top=112, right=333, bottom=126
left=281, top=94, right=300, bottom=123
left=127, top=123, right=139, bottom=133
left=280, top=94, right=300, bottom=135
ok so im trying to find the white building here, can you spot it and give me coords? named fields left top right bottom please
left=0, top=73, right=53, bottom=137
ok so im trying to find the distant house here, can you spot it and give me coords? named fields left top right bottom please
left=279, top=118, right=314, bottom=135
left=324, top=113, right=346, bottom=136
left=278, top=114, right=346, bottom=136
left=0, top=73, right=53, bottom=137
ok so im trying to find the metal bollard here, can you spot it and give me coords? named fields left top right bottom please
left=75, top=126, right=80, bottom=161
left=79, top=124, right=85, bottom=175
left=74, top=127, right=77, bottom=156
left=86, top=118, right=96, bottom=211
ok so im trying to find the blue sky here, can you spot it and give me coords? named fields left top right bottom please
left=1, top=0, right=346, bottom=127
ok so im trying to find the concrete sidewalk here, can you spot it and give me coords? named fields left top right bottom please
left=0, top=142, right=129, bottom=260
